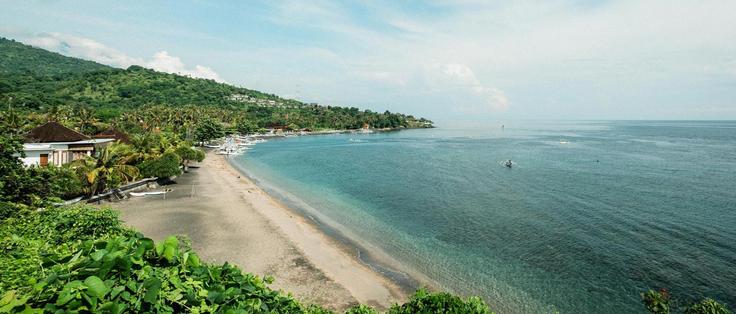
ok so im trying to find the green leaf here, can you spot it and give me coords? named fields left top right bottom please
left=0, top=291, right=31, bottom=313
left=110, top=286, right=125, bottom=299
left=188, top=253, right=201, bottom=267
left=161, top=236, right=179, bottom=263
left=0, top=291, right=16, bottom=307
left=56, top=281, right=84, bottom=306
left=142, top=277, right=161, bottom=304
left=84, top=276, right=110, bottom=299
left=90, top=249, right=108, bottom=261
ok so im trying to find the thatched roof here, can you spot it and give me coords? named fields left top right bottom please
left=93, top=128, right=131, bottom=144
left=24, top=121, right=90, bottom=143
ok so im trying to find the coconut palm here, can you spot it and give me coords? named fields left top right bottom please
left=75, top=105, right=100, bottom=135
left=71, top=143, right=139, bottom=196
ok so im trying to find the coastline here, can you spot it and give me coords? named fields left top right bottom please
left=112, top=151, right=407, bottom=311
left=226, top=155, right=435, bottom=293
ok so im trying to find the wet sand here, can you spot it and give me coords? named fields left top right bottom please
left=111, top=152, right=405, bottom=311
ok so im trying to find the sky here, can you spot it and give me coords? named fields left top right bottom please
left=1, top=0, right=735, bottom=122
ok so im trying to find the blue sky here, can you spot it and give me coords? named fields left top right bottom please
left=1, top=0, right=735, bottom=122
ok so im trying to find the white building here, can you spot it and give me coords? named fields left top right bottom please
left=21, top=121, right=115, bottom=167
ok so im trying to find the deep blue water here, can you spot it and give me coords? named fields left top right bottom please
left=232, top=121, right=736, bottom=313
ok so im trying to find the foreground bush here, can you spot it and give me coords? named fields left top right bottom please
left=387, top=289, right=491, bottom=314
left=0, top=206, right=493, bottom=313
left=641, top=289, right=731, bottom=314
left=0, top=206, right=130, bottom=292
left=1, top=234, right=308, bottom=313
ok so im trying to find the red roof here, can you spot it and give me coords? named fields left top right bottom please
left=93, top=128, right=131, bottom=144
left=24, top=121, right=90, bottom=143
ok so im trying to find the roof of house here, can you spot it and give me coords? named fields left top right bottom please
left=22, top=139, right=115, bottom=150
left=93, top=128, right=131, bottom=143
left=24, top=121, right=90, bottom=143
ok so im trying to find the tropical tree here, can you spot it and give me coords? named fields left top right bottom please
left=0, top=135, right=83, bottom=205
left=74, top=105, right=100, bottom=135
left=0, top=135, right=31, bottom=204
left=71, top=144, right=139, bottom=196
left=236, top=119, right=258, bottom=135
left=129, top=131, right=180, bottom=162
left=173, top=144, right=205, bottom=171
left=194, top=118, right=224, bottom=144
left=0, top=106, right=27, bottom=136
left=137, top=151, right=181, bottom=178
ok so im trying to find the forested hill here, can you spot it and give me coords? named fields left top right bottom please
left=0, top=37, right=433, bottom=130
left=0, top=37, right=109, bottom=76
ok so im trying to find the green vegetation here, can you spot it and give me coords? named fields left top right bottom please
left=194, top=118, right=226, bottom=144
left=0, top=135, right=82, bottom=206
left=386, top=289, right=491, bottom=314
left=71, top=144, right=140, bottom=196
left=0, top=37, right=432, bottom=133
left=0, top=204, right=493, bottom=313
left=137, top=152, right=181, bottom=178
left=641, top=289, right=731, bottom=314
left=0, top=38, right=108, bottom=77
left=0, top=36, right=729, bottom=313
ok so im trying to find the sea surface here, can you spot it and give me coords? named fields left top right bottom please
left=231, top=121, right=736, bottom=313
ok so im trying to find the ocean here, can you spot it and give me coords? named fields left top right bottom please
left=231, top=121, right=736, bottom=313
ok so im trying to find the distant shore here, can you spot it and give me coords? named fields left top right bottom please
left=112, top=151, right=406, bottom=311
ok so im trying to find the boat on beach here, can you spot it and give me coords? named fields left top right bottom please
left=129, top=191, right=168, bottom=197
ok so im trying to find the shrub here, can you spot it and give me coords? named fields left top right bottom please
left=642, top=289, right=731, bottom=314
left=685, top=298, right=731, bottom=314
left=345, top=304, right=379, bottom=314
left=26, top=165, right=84, bottom=200
left=137, top=152, right=181, bottom=178
left=388, top=288, right=492, bottom=314
left=0, top=201, right=28, bottom=220
left=0, top=234, right=310, bottom=313
left=642, top=289, right=671, bottom=314
left=0, top=206, right=129, bottom=293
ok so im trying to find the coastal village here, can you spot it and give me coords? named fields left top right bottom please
left=2, top=1, right=733, bottom=311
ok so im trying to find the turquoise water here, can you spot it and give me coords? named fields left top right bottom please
left=232, top=121, right=736, bottom=313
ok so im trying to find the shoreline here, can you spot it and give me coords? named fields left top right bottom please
left=112, top=151, right=409, bottom=311
left=226, top=154, right=434, bottom=293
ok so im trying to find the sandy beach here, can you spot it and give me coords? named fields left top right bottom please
left=111, top=151, right=406, bottom=311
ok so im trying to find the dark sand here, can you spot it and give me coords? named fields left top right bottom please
left=110, top=152, right=405, bottom=311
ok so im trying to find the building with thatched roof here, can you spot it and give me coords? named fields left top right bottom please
left=20, top=122, right=115, bottom=167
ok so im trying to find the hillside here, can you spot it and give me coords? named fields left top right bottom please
left=0, top=37, right=110, bottom=76
left=0, top=37, right=432, bottom=130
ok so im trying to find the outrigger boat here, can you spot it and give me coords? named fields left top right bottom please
left=129, top=191, right=167, bottom=197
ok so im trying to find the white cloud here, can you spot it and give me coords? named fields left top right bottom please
left=256, top=0, right=736, bottom=118
left=146, top=51, right=223, bottom=82
left=26, top=32, right=224, bottom=82
left=425, top=63, right=508, bottom=113
left=27, top=32, right=139, bottom=68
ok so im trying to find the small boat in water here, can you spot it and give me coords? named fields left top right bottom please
left=504, top=160, right=513, bottom=168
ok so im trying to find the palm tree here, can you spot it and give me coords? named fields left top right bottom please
left=75, top=105, right=99, bottom=135
left=44, top=105, right=73, bottom=125
left=71, top=144, right=139, bottom=196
